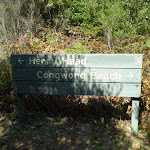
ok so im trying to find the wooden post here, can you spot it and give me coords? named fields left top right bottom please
left=131, top=97, right=140, bottom=135
left=18, top=94, right=26, bottom=122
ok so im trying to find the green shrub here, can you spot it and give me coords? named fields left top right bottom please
left=0, top=59, right=12, bottom=92
left=65, top=48, right=92, bottom=54
left=145, top=38, right=150, bottom=48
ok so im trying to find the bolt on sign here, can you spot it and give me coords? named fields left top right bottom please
left=11, top=54, right=142, bottom=97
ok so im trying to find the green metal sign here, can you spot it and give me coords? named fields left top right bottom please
left=11, top=54, right=142, bottom=97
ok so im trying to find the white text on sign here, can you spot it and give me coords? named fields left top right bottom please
left=90, top=72, right=122, bottom=80
left=36, top=71, right=122, bottom=81
left=28, top=57, right=87, bottom=65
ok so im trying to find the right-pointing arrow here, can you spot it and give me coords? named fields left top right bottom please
left=126, top=72, right=134, bottom=79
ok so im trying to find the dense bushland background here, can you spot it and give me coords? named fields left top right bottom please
left=0, top=0, right=149, bottom=42
left=0, top=0, right=150, bottom=149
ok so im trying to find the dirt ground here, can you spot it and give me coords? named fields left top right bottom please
left=0, top=93, right=150, bottom=150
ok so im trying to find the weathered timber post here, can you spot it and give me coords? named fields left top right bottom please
left=131, top=97, right=140, bottom=135
left=18, top=94, right=26, bottom=122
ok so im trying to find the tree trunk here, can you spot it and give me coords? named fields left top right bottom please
left=104, top=28, right=113, bottom=51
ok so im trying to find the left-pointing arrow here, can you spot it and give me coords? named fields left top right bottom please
left=18, top=57, right=24, bottom=64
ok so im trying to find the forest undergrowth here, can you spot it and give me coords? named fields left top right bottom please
left=0, top=27, right=150, bottom=150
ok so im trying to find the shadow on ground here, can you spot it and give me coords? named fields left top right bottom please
left=0, top=93, right=150, bottom=150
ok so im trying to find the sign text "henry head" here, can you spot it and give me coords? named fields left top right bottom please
left=29, top=57, right=87, bottom=65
